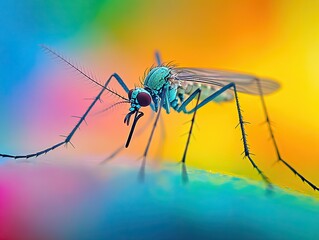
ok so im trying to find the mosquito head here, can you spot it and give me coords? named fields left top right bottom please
left=128, top=88, right=152, bottom=111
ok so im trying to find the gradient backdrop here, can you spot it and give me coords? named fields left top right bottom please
left=1, top=0, right=318, bottom=194
left=0, top=1, right=319, bottom=236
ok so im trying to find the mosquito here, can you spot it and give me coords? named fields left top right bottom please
left=1, top=45, right=318, bottom=192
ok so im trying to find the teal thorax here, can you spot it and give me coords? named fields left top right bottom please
left=143, top=66, right=177, bottom=113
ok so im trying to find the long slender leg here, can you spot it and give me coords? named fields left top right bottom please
left=155, top=51, right=191, bottom=182
left=99, top=146, right=124, bottom=165
left=177, top=83, right=272, bottom=187
left=256, top=80, right=319, bottom=191
left=99, top=110, right=156, bottom=165
left=181, top=90, right=201, bottom=163
left=155, top=51, right=162, bottom=66
left=0, top=73, right=130, bottom=159
left=138, top=100, right=163, bottom=181
left=154, top=51, right=169, bottom=152
left=180, top=90, right=201, bottom=184
left=154, top=115, right=167, bottom=158
left=138, top=90, right=165, bottom=181
left=181, top=162, right=189, bottom=184
left=256, top=80, right=282, bottom=159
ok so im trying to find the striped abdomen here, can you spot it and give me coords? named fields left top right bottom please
left=177, top=82, right=234, bottom=103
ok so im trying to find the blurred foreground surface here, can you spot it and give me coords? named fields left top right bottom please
left=0, top=158, right=318, bottom=240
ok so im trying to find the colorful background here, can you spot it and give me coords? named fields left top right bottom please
left=0, top=0, right=319, bottom=238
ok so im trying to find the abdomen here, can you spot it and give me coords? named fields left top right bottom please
left=177, top=82, right=234, bottom=103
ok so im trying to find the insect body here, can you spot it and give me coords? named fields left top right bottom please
left=128, top=66, right=235, bottom=118
left=1, top=46, right=318, bottom=192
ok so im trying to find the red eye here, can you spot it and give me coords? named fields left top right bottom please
left=137, top=92, right=151, bottom=107
left=128, top=89, right=134, bottom=99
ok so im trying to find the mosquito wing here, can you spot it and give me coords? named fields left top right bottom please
left=171, top=67, right=280, bottom=95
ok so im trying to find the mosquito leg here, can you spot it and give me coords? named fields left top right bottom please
left=256, top=79, right=319, bottom=191
left=138, top=91, right=165, bottom=182
left=232, top=84, right=272, bottom=188
left=155, top=51, right=162, bottom=66
left=0, top=73, right=130, bottom=159
left=99, top=146, right=124, bottom=165
left=256, top=79, right=282, bottom=160
left=153, top=51, right=167, bottom=157
left=99, top=110, right=156, bottom=165
left=154, top=115, right=167, bottom=159
left=181, top=162, right=189, bottom=184
left=154, top=52, right=182, bottom=176
left=177, top=83, right=272, bottom=188
left=179, top=89, right=201, bottom=184
left=181, top=89, right=201, bottom=163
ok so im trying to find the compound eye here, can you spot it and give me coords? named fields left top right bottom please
left=128, top=89, right=134, bottom=100
left=137, top=92, right=151, bottom=107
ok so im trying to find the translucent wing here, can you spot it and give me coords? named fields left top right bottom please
left=171, top=67, right=280, bottom=95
